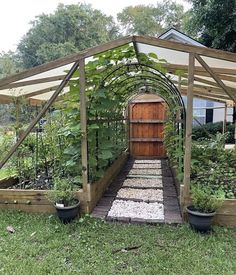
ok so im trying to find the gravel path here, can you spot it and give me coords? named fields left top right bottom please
left=122, top=178, right=162, bottom=188
left=117, top=188, right=163, bottom=201
left=107, top=200, right=164, bottom=220
left=129, top=169, right=162, bottom=175
left=107, top=159, right=166, bottom=222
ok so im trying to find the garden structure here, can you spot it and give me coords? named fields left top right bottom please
left=0, top=36, right=236, bottom=226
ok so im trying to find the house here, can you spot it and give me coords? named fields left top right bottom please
left=159, top=28, right=233, bottom=125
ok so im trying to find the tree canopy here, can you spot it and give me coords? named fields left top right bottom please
left=0, top=51, right=22, bottom=79
left=117, top=1, right=185, bottom=36
left=1, top=1, right=235, bottom=74
left=184, top=0, right=236, bottom=52
left=17, top=3, right=119, bottom=68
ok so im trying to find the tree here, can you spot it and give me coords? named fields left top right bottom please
left=117, top=1, right=185, bottom=36
left=17, top=3, right=119, bottom=68
left=0, top=51, right=22, bottom=79
left=184, top=0, right=236, bottom=52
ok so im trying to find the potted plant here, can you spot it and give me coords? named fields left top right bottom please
left=47, top=177, right=80, bottom=223
left=186, top=184, right=225, bottom=232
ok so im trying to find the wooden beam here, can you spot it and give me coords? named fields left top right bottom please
left=1, top=34, right=236, bottom=91
left=163, top=63, right=236, bottom=75
left=0, top=60, right=80, bottom=169
left=193, top=76, right=219, bottom=88
left=133, top=41, right=141, bottom=64
left=23, top=85, right=60, bottom=99
left=0, top=75, right=66, bottom=90
left=181, top=87, right=230, bottom=101
left=180, top=86, right=229, bottom=98
left=181, top=90, right=229, bottom=104
left=169, top=67, right=236, bottom=84
left=134, top=36, right=236, bottom=62
left=195, top=54, right=236, bottom=102
left=0, top=36, right=133, bottom=89
left=0, top=94, right=15, bottom=103
left=79, top=58, right=88, bottom=193
left=183, top=53, right=195, bottom=202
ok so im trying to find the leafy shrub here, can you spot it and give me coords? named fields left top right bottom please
left=47, top=178, right=77, bottom=206
left=191, top=184, right=225, bottom=213
left=191, top=133, right=236, bottom=199
left=192, top=122, right=234, bottom=143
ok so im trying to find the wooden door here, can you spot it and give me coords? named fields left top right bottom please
left=129, top=99, right=166, bottom=157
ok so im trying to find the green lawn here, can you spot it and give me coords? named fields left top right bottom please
left=0, top=211, right=235, bottom=275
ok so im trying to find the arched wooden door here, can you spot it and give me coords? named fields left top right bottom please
left=129, top=98, right=167, bottom=157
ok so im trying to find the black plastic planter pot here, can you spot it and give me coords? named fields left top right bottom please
left=186, top=206, right=216, bottom=233
left=55, top=201, right=80, bottom=223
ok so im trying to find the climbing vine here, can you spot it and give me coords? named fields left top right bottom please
left=1, top=44, right=185, bottom=188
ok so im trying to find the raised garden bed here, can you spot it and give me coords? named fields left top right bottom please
left=0, top=153, right=128, bottom=214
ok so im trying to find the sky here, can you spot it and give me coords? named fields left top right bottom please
left=0, top=0, right=191, bottom=52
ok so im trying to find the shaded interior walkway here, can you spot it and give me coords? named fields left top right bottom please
left=92, top=157, right=182, bottom=224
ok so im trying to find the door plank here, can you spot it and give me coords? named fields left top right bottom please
left=129, top=100, right=167, bottom=157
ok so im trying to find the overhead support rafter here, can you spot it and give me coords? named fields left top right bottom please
left=133, top=35, right=236, bottom=62
left=195, top=54, right=236, bottom=103
left=0, top=75, right=66, bottom=90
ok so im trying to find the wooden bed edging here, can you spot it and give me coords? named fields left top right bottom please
left=0, top=152, right=128, bottom=214
left=180, top=185, right=236, bottom=228
left=0, top=177, right=18, bottom=188
left=87, top=152, right=129, bottom=213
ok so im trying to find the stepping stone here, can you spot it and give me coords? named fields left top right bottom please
left=117, top=188, right=163, bottom=202
left=107, top=200, right=164, bottom=220
left=129, top=169, right=162, bottom=175
left=132, top=163, right=162, bottom=169
left=122, top=178, right=163, bottom=188
left=127, top=175, right=162, bottom=179
left=134, top=160, right=162, bottom=164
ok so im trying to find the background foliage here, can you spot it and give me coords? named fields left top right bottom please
left=192, top=121, right=235, bottom=143
left=1, top=0, right=235, bottom=76
left=184, top=0, right=236, bottom=52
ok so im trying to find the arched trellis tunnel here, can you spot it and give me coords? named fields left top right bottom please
left=0, top=36, right=236, bottom=220
left=84, top=62, right=186, bottom=182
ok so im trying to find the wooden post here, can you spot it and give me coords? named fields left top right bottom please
left=183, top=53, right=195, bottom=203
left=178, top=75, right=181, bottom=91
left=79, top=58, right=88, bottom=193
left=233, top=106, right=236, bottom=145
left=223, top=103, right=227, bottom=134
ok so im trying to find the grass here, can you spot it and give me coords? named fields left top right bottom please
left=0, top=211, right=236, bottom=275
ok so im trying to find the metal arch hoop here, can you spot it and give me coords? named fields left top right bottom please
left=98, top=62, right=186, bottom=122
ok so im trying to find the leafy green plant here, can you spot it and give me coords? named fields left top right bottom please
left=47, top=177, right=77, bottom=206
left=192, top=122, right=234, bottom=144
left=163, top=111, right=184, bottom=182
left=191, top=184, right=225, bottom=213
left=191, top=134, right=236, bottom=199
